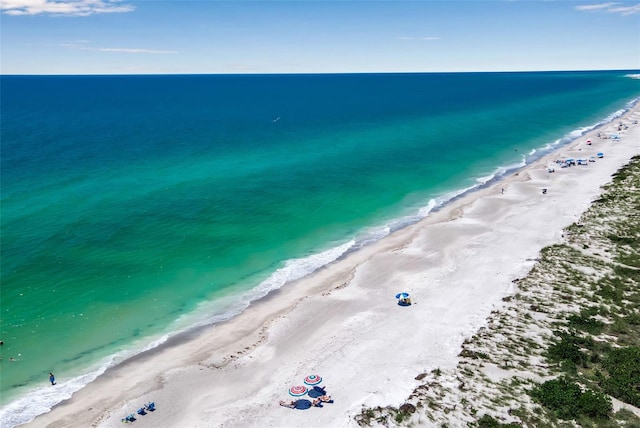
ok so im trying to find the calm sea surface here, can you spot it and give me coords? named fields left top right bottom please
left=1, top=71, right=639, bottom=426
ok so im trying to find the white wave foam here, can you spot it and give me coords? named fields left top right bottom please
left=603, top=108, right=627, bottom=123
left=0, top=328, right=179, bottom=428
left=417, top=198, right=438, bottom=217
left=354, top=226, right=391, bottom=249
left=0, top=354, right=121, bottom=427
left=476, top=172, right=495, bottom=185
left=455, top=98, right=636, bottom=206
left=568, top=125, right=594, bottom=139
left=476, top=158, right=526, bottom=186
left=542, top=99, right=635, bottom=154
left=549, top=137, right=563, bottom=148
left=174, top=239, right=358, bottom=332
left=349, top=199, right=439, bottom=252
left=251, top=240, right=355, bottom=297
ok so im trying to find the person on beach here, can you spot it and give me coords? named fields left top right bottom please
left=49, top=372, right=56, bottom=385
left=279, top=400, right=296, bottom=408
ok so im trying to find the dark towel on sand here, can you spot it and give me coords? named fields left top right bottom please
left=294, top=399, right=312, bottom=410
left=308, top=389, right=324, bottom=398
left=308, top=386, right=327, bottom=398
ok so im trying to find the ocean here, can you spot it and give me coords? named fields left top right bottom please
left=1, top=71, right=638, bottom=426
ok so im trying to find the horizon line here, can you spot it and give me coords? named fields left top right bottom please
left=2, top=68, right=640, bottom=77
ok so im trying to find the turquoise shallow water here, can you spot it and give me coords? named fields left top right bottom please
left=1, top=71, right=639, bottom=426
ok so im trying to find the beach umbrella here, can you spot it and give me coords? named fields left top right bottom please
left=395, top=292, right=410, bottom=299
left=304, top=375, right=322, bottom=385
left=289, top=385, right=308, bottom=396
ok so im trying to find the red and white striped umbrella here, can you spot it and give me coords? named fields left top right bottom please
left=289, top=385, right=308, bottom=396
left=304, top=374, right=322, bottom=385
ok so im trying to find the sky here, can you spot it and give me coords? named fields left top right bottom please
left=0, top=0, right=639, bottom=74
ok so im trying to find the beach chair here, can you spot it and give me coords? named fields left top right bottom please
left=137, top=407, right=147, bottom=416
left=145, top=401, right=156, bottom=411
left=121, top=414, right=136, bottom=423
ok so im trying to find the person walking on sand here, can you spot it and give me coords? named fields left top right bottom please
left=49, top=372, right=56, bottom=385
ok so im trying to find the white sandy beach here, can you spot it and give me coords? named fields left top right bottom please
left=24, top=106, right=640, bottom=428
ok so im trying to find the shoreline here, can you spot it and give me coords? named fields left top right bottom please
left=18, top=105, right=640, bottom=428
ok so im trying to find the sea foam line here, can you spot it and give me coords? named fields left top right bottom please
left=0, top=355, right=116, bottom=427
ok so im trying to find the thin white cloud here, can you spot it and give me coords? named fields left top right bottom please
left=607, top=4, right=640, bottom=15
left=397, top=36, right=441, bottom=41
left=59, top=40, right=89, bottom=47
left=575, top=2, right=640, bottom=15
left=97, top=48, right=178, bottom=54
left=575, top=2, right=616, bottom=11
left=60, top=41, right=178, bottom=54
left=1, top=0, right=135, bottom=16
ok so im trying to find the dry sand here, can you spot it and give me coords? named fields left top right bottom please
left=23, top=106, right=640, bottom=428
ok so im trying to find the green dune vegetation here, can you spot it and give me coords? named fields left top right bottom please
left=356, top=156, right=640, bottom=428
